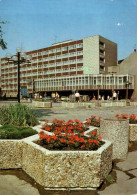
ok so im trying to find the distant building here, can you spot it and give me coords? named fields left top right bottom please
left=0, top=35, right=135, bottom=99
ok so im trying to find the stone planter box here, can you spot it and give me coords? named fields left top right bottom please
left=32, top=100, right=52, bottom=108
left=101, top=101, right=126, bottom=107
left=130, top=102, right=137, bottom=106
left=61, top=102, right=96, bottom=108
left=0, top=140, right=23, bottom=169
left=22, top=135, right=112, bottom=189
left=129, top=124, right=137, bottom=141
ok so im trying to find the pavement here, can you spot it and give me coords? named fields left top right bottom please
left=0, top=102, right=137, bottom=195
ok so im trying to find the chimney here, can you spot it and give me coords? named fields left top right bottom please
left=134, top=49, right=136, bottom=52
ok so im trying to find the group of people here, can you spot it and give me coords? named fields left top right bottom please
left=92, top=91, right=118, bottom=101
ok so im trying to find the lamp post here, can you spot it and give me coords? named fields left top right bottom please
left=125, top=80, right=130, bottom=102
left=97, top=85, right=101, bottom=106
left=6, top=48, right=31, bottom=103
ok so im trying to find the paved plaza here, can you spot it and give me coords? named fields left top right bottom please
left=0, top=102, right=137, bottom=195
left=35, top=103, right=137, bottom=122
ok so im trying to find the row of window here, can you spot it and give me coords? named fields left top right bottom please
left=2, top=66, right=83, bottom=80
left=31, top=51, right=83, bottom=62
left=31, top=44, right=83, bottom=57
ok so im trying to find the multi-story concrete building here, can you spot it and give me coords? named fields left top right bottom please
left=1, top=35, right=118, bottom=97
left=1, top=35, right=135, bottom=99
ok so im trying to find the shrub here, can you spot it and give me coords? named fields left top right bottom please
left=0, top=124, right=37, bottom=139
left=0, top=103, right=38, bottom=126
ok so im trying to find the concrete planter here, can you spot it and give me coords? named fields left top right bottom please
left=22, top=135, right=112, bottom=189
left=32, top=100, right=52, bottom=108
left=61, top=102, right=96, bottom=108
left=129, top=124, right=137, bottom=141
left=101, top=101, right=126, bottom=107
left=0, top=140, right=23, bottom=169
left=130, top=102, right=137, bottom=106
left=100, top=119, right=129, bottom=160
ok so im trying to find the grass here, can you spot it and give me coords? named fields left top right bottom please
left=0, top=124, right=37, bottom=139
left=0, top=103, right=38, bottom=126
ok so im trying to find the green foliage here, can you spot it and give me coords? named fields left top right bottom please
left=0, top=124, right=37, bottom=139
left=105, top=174, right=115, bottom=184
left=0, top=103, right=38, bottom=126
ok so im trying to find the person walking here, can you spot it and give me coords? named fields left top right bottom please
left=75, top=91, right=80, bottom=102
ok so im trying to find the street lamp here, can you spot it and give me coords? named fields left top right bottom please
left=125, top=80, right=131, bottom=102
left=6, top=48, right=31, bottom=103
left=97, top=85, right=101, bottom=106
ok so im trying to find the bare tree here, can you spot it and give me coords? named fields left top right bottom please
left=0, top=20, right=7, bottom=50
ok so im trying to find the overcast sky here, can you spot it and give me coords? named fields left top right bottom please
left=0, top=0, right=137, bottom=60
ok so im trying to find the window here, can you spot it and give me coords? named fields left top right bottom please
left=63, top=61, right=68, bottom=65
left=43, top=51, right=48, bottom=55
left=70, top=52, right=76, bottom=57
left=38, top=52, right=42, bottom=56
left=63, top=53, right=69, bottom=58
left=77, top=51, right=83, bottom=55
left=56, top=48, right=61, bottom=52
left=77, top=58, right=83, bottom=63
left=70, top=59, right=76, bottom=64
left=99, top=41, right=105, bottom=48
left=49, top=49, right=55, bottom=54
left=56, top=55, right=61, bottom=59
left=77, top=66, right=83, bottom=70
left=62, top=47, right=68, bottom=51
left=69, top=45, right=76, bottom=50
left=77, top=43, right=83, bottom=48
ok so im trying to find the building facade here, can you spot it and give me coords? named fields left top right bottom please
left=1, top=35, right=129, bottom=98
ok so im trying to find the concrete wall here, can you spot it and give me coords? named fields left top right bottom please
left=118, top=51, right=137, bottom=98
left=99, top=36, right=117, bottom=73
left=83, top=35, right=99, bottom=74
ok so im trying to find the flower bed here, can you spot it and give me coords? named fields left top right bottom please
left=37, top=129, right=103, bottom=151
left=42, top=119, right=88, bottom=133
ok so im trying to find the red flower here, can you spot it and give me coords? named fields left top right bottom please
left=81, top=145, right=86, bottom=149
left=92, top=131, right=96, bottom=136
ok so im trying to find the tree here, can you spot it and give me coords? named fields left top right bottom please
left=0, top=20, right=7, bottom=50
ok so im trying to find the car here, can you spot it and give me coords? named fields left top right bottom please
left=61, top=96, right=70, bottom=101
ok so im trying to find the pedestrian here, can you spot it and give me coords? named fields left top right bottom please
left=113, top=91, right=117, bottom=101
left=75, top=91, right=80, bottom=102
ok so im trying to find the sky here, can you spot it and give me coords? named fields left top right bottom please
left=0, top=0, right=137, bottom=60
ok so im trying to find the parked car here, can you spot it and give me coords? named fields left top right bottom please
left=61, top=96, right=70, bottom=101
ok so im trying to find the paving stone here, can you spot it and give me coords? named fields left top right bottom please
left=117, top=151, right=137, bottom=171
left=128, top=169, right=137, bottom=177
left=114, top=169, right=130, bottom=182
left=0, top=175, right=40, bottom=195
left=99, top=178, right=137, bottom=195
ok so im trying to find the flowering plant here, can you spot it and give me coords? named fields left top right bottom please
left=42, top=119, right=87, bottom=134
left=38, top=130, right=102, bottom=150
left=85, top=115, right=102, bottom=127
left=115, top=114, right=137, bottom=124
